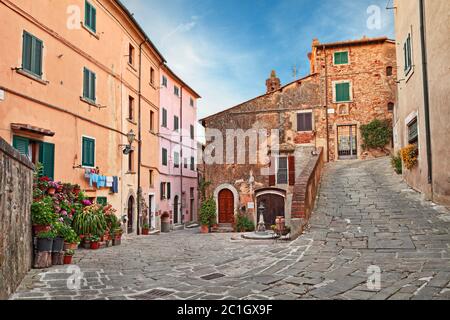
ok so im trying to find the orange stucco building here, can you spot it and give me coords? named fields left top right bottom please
left=0, top=0, right=165, bottom=233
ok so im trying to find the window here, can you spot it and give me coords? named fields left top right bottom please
left=82, top=136, right=95, bottom=168
left=297, top=112, right=313, bottom=132
left=150, top=67, right=155, bottom=85
left=408, top=118, right=418, bottom=144
left=162, top=108, right=168, bottom=127
left=388, top=102, right=394, bottom=112
left=96, top=197, right=107, bottom=206
left=162, top=148, right=168, bottom=166
left=128, top=96, right=134, bottom=120
left=184, top=158, right=188, bottom=169
left=174, top=86, right=179, bottom=96
left=404, top=34, right=412, bottom=75
left=167, top=182, right=171, bottom=199
left=162, top=75, right=168, bottom=87
left=129, top=44, right=135, bottom=65
left=190, top=125, right=194, bottom=140
left=13, top=136, right=54, bottom=180
left=84, top=1, right=96, bottom=33
left=174, top=152, right=180, bottom=168
left=190, top=157, right=195, bottom=171
left=277, top=157, right=288, bottom=184
left=174, top=116, right=179, bottom=131
left=335, top=82, right=351, bottom=102
left=149, top=170, right=154, bottom=188
left=386, top=66, right=393, bottom=76
left=190, top=187, right=195, bottom=199
left=150, top=110, right=155, bottom=131
left=334, top=51, right=349, bottom=65
left=22, top=31, right=43, bottom=78
left=160, top=182, right=166, bottom=200
left=190, top=98, right=194, bottom=107
left=128, top=150, right=134, bottom=172
left=83, top=67, right=96, bottom=102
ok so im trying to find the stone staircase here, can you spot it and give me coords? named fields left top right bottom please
left=213, top=223, right=234, bottom=233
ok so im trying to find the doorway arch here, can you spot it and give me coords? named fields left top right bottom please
left=127, top=196, right=135, bottom=233
left=256, top=189, right=286, bottom=229
left=218, top=189, right=234, bottom=224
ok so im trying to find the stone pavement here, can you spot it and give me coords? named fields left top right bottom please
left=11, top=158, right=450, bottom=300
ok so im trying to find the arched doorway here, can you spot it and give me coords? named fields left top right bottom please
left=173, top=196, right=179, bottom=224
left=218, top=189, right=234, bottom=223
left=257, top=193, right=285, bottom=229
left=127, top=196, right=134, bottom=233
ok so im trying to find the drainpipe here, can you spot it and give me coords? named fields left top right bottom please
left=323, top=45, right=330, bottom=162
left=137, top=39, right=147, bottom=235
left=180, top=86, right=184, bottom=224
left=419, top=0, right=433, bottom=185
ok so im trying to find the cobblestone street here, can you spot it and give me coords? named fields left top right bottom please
left=11, top=158, right=450, bottom=300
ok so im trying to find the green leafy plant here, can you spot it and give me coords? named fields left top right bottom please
left=236, top=214, right=255, bottom=232
left=360, top=119, right=393, bottom=150
left=31, top=196, right=57, bottom=226
left=391, top=152, right=403, bottom=174
left=199, top=197, right=217, bottom=227
left=72, top=204, right=107, bottom=237
left=89, top=235, right=100, bottom=243
left=37, top=230, right=57, bottom=239
left=142, top=223, right=150, bottom=229
left=65, top=249, right=75, bottom=256
left=55, top=222, right=80, bottom=244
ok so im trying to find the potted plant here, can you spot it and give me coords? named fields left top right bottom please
left=47, top=181, right=58, bottom=195
left=112, top=228, right=123, bottom=246
left=58, top=224, right=80, bottom=250
left=64, top=249, right=75, bottom=265
left=72, top=204, right=107, bottom=239
left=36, top=230, right=56, bottom=252
left=89, top=235, right=101, bottom=250
left=31, top=196, right=57, bottom=234
left=73, top=184, right=81, bottom=196
left=142, top=223, right=150, bottom=235
left=199, top=197, right=217, bottom=234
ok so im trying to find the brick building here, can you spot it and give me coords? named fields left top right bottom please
left=200, top=36, right=397, bottom=231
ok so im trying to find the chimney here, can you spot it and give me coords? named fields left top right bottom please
left=266, top=70, right=281, bottom=93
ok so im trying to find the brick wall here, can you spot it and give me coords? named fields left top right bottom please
left=0, top=138, right=34, bottom=299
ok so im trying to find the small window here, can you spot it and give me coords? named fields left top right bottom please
left=190, top=157, right=195, bottom=171
left=335, top=82, right=351, bottom=102
left=174, top=116, right=179, bottom=131
left=150, top=67, right=155, bottom=85
left=174, top=152, right=180, bottom=168
left=84, top=1, right=97, bottom=33
left=128, top=149, right=134, bottom=172
left=149, top=170, right=154, bottom=188
left=96, top=197, right=107, bottom=206
left=190, top=187, right=195, bottom=199
left=386, top=66, right=393, bottom=76
left=160, top=182, right=166, bottom=200
left=129, top=44, right=135, bottom=65
left=404, top=34, right=413, bottom=75
left=83, top=67, right=96, bottom=102
left=190, top=98, right=194, bottom=107
left=408, top=118, right=418, bottom=144
left=388, top=102, right=394, bottom=112
left=334, top=51, right=349, bottom=65
left=162, top=108, right=168, bottom=127
left=174, top=86, right=179, bottom=96
left=82, top=136, right=95, bottom=168
left=184, top=158, right=188, bottom=169
left=128, top=96, right=134, bottom=120
left=150, top=110, right=155, bottom=131
left=162, top=148, right=168, bottom=166
left=22, top=31, right=43, bottom=78
left=297, top=112, right=313, bottom=132
left=190, top=125, right=195, bottom=140
left=277, top=157, right=288, bottom=184
left=162, top=75, right=168, bottom=87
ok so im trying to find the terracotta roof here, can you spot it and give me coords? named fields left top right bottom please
left=11, top=123, right=55, bottom=136
left=313, top=36, right=394, bottom=48
left=199, top=73, right=317, bottom=123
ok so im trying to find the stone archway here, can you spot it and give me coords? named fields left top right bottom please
left=213, top=184, right=239, bottom=224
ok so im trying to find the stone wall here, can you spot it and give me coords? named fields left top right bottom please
left=291, top=147, right=325, bottom=239
left=0, top=138, right=34, bottom=299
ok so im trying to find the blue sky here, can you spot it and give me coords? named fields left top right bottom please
left=122, top=0, right=395, bottom=131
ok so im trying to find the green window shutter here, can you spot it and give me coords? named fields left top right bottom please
left=22, top=32, right=32, bottom=72
left=167, top=183, right=171, bottom=200
left=82, top=137, right=95, bottom=167
left=90, top=72, right=96, bottom=101
left=85, top=1, right=96, bottom=32
left=160, top=182, right=165, bottom=200
left=91, top=6, right=96, bottom=32
left=83, top=68, right=89, bottom=99
left=334, top=52, right=348, bottom=65
left=85, top=1, right=90, bottom=27
left=174, top=116, right=179, bottom=131
left=33, top=37, right=43, bottom=77
left=39, top=142, right=55, bottom=180
left=97, top=197, right=107, bottom=206
left=336, top=83, right=350, bottom=102
left=162, top=148, right=167, bottom=166
left=13, top=136, right=30, bottom=156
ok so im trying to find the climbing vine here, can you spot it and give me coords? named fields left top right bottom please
left=360, top=119, right=393, bottom=150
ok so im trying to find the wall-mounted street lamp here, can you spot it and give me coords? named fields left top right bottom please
left=121, top=129, right=136, bottom=155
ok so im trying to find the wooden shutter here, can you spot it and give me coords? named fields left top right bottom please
left=83, top=68, right=89, bottom=99
left=82, top=137, right=95, bottom=167
left=269, top=156, right=276, bottom=186
left=167, top=183, right=171, bottom=200
left=91, top=5, right=96, bottom=32
left=22, top=32, right=32, bottom=72
left=34, top=37, right=43, bottom=76
left=39, top=142, right=55, bottom=180
left=288, top=155, right=296, bottom=186
left=160, top=182, right=164, bottom=200
left=90, top=72, right=96, bottom=101
left=336, top=83, right=350, bottom=102
left=13, top=136, right=30, bottom=156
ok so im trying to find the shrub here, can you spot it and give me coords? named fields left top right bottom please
left=72, top=204, right=107, bottom=236
left=391, top=152, right=403, bottom=174
left=31, top=196, right=57, bottom=226
left=199, top=197, right=217, bottom=227
left=360, top=119, right=392, bottom=150
left=54, top=222, right=80, bottom=244
left=236, top=214, right=255, bottom=232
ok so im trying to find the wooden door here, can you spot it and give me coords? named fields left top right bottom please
left=218, top=189, right=234, bottom=223
left=257, top=194, right=285, bottom=228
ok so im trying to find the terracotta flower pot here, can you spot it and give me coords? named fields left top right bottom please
left=48, top=187, right=56, bottom=195
left=63, top=255, right=73, bottom=265
left=90, top=242, right=100, bottom=250
left=33, top=225, right=51, bottom=235
left=200, top=225, right=209, bottom=234
left=64, top=242, right=78, bottom=250
left=142, top=228, right=149, bottom=235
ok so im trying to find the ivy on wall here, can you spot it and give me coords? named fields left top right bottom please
left=360, top=119, right=393, bottom=150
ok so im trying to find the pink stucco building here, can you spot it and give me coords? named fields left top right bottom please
left=157, top=65, right=200, bottom=231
